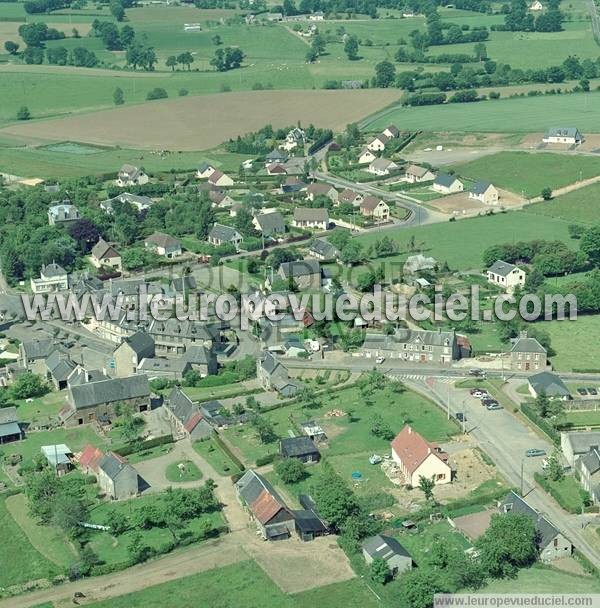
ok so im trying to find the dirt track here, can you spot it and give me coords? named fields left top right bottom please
left=1, top=89, right=401, bottom=151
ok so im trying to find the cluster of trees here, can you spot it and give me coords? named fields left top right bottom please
left=166, top=52, right=195, bottom=71
left=501, top=0, right=563, bottom=32
left=396, top=47, right=480, bottom=65
left=424, top=10, right=489, bottom=47
left=18, top=22, right=65, bottom=46
left=224, top=122, right=323, bottom=154
left=23, top=0, right=68, bottom=13
left=210, top=46, right=244, bottom=71
left=91, top=20, right=135, bottom=51
left=306, top=32, right=327, bottom=63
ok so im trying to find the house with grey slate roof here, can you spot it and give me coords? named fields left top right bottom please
left=499, top=491, right=572, bottom=561
left=469, top=181, right=499, bottom=205
left=487, top=260, right=526, bottom=292
left=138, top=357, right=191, bottom=380
left=30, top=263, right=69, bottom=294
left=543, top=127, right=582, bottom=146
left=510, top=332, right=547, bottom=371
left=208, top=223, right=243, bottom=251
left=308, top=238, right=340, bottom=262
left=528, top=371, right=571, bottom=400
left=292, top=207, right=329, bottom=231
left=253, top=212, right=286, bottom=237
left=257, top=352, right=301, bottom=397
left=97, top=451, right=139, bottom=500
left=280, top=436, right=320, bottom=463
left=112, top=331, right=156, bottom=378
left=432, top=173, right=463, bottom=194
left=0, top=407, right=23, bottom=445
left=63, top=375, right=150, bottom=426
left=561, top=431, right=600, bottom=466
left=276, top=259, right=324, bottom=290
left=48, top=203, right=80, bottom=226
left=165, top=386, right=213, bottom=440
left=45, top=350, right=77, bottom=390
left=144, top=232, right=182, bottom=258
left=20, top=338, right=66, bottom=376
left=116, top=164, right=148, bottom=188
left=362, top=534, right=413, bottom=575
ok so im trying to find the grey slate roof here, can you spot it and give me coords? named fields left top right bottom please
left=563, top=431, right=600, bottom=455
left=499, top=491, right=564, bottom=551
left=362, top=328, right=455, bottom=351
left=434, top=173, right=459, bottom=188
left=0, top=406, right=18, bottom=425
left=528, top=372, right=570, bottom=398
left=171, top=276, right=197, bottom=292
left=254, top=212, right=285, bottom=235
left=579, top=449, right=600, bottom=476
left=182, top=345, right=213, bottom=365
left=235, top=469, right=287, bottom=507
left=510, top=336, right=547, bottom=354
left=293, top=207, right=329, bottom=223
left=166, top=386, right=202, bottom=427
left=46, top=350, right=77, bottom=382
left=22, top=338, right=57, bottom=360
left=123, top=331, right=155, bottom=359
left=280, top=436, right=319, bottom=458
left=488, top=260, right=519, bottom=277
left=41, top=263, right=67, bottom=278
left=209, top=223, right=241, bottom=243
left=279, top=259, right=321, bottom=279
left=99, top=451, right=134, bottom=481
left=472, top=180, right=494, bottom=194
left=145, top=232, right=181, bottom=249
left=265, top=149, right=288, bottom=163
left=362, top=534, right=411, bottom=561
left=70, top=375, right=150, bottom=409
left=545, top=127, right=580, bottom=138
left=139, top=357, right=190, bottom=374
left=309, top=238, right=340, bottom=260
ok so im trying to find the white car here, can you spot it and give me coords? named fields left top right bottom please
left=375, top=356, right=385, bottom=364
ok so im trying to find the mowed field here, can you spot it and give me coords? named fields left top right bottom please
left=527, top=181, right=600, bottom=224
left=451, top=151, right=600, bottom=198
left=0, top=89, right=401, bottom=150
left=364, top=92, right=600, bottom=134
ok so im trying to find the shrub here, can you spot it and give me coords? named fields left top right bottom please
left=146, top=87, right=168, bottom=101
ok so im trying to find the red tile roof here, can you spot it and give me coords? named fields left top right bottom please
left=184, top=412, right=204, bottom=434
left=78, top=444, right=104, bottom=472
left=391, top=425, right=448, bottom=475
left=251, top=489, right=285, bottom=525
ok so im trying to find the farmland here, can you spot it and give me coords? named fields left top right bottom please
left=527, top=181, right=600, bottom=224
left=451, top=152, right=600, bottom=198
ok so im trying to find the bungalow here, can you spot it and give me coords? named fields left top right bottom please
left=20, top=338, right=63, bottom=375
left=209, top=191, right=236, bottom=209
left=144, top=232, right=182, bottom=258
left=391, top=425, right=452, bottom=486
left=368, top=158, right=399, bottom=176
left=48, top=203, right=80, bottom=226
left=62, top=375, right=151, bottom=426
left=405, top=164, right=435, bottom=183
left=116, top=164, right=148, bottom=188
left=293, top=207, right=329, bottom=231
left=97, top=451, right=139, bottom=500
left=196, top=161, right=216, bottom=179
left=561, top=431, right=600, bottom=467
left=257, top=351, right=301, bottom=397
left=528, top=371, right=571, bottom=400
left=253, top=211, right=286, bottom=237
left=30, top=263, right=69, bottom=294
left=432, top=174, right=463, bottom=194
left=41, top=444, right=73, bottom=475
left=360, top=196, right=390, bottom=221
left=208, top=170, right=234, bottom=187
left=280, top=436, right=320, bottom=463
left=470, top=181, right=499, bottom=205
left=509, top=332, right=547, bottom=371
left=366, top=133, right=389, bottom=152
left=358, top=148, right=377, bottom=165
left=543, top=127, right=582, bottom=146
left=487, top=260, right=526, bottom=292
left=338, top=188, right=363, bottom=207
left=101, top=193, right=153, bottom=214
left=278, top=259, right=324, bottom=290
left=208, top=223, right=243, bottom=251
left=265, top=149, right=288, bottom=166
left=91, top=238, right=122, bottom=272
left=308, top=238, right=340, bottom=261
left=0, top=407, right=23, bottom=444
left=362, top=535, right=412, bottom=576
left=112, top=331, right=155, bottom=377
left=164, top=386, right=213, bottom=441
left=499, top=491, right=572, bottom=562
left=235, top=469, right=295, bottom=540
left=306, top=183, right=338, bottom=204
left=382, top=125, right=400, bottom=139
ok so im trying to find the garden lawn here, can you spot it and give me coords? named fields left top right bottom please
left=537, top=474, right=588, bottom=513
left=0, top=497, right=59, bottom=587
left=451, top=152, right=600, bottom=198
left=563, top=410, right=600, bottom=428
left=82, top=559, right=380, bottom=608
left=526, top=181, right=600, bottom=224
left=165, top=460, right=202, bottom=483
left=193, top=438, right=242, bottom=476
left=15, top=390, right=68, bottom=426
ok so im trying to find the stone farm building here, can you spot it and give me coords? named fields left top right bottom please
left=97, top=451, right=139, bottom=500
left=164, top=386, right=213, bottom=441
left=509, top=332, right=547, bottom=372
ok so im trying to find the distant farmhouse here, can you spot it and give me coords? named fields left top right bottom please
left=543, top=127, right=582, bottom=146
left=117, top=164, right=148, bottom=188
left=487, top=260, right=526, bottom=292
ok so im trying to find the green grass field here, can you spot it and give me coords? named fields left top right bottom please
left=527, top=181, right=600, bottom=224
left=483, top=564, right=600, bottom=593
left=165, top=460, right=203, bottom=483
left=193, top=438, right=242, bottom=476
left=364, top=92, right=600, bottom=134
left=83, top=559, right=380, bottom=608
left=537, top=474, right=587, bottom=512
left=0, top=497, right=59, bottom=588
left=452, top=152, right=600, bottom=198
left=563, top=410, right=600, bottom=427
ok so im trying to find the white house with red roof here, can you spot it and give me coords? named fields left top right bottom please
left=391, top=425, right=451, bottom=486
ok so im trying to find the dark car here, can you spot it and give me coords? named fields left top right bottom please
left=577, top=388, right=588, bottom=396
left=525, top=448, right=546, bottom=458
left=588, top=388, right=598, bottom=396
left=468, top=368, right=485, bottom=377
left=455, top=412, right=467, bottom=422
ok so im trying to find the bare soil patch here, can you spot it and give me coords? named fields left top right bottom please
left=427, top=188, right=524, bottom=215
left=1, top=89, right=401, bottom=151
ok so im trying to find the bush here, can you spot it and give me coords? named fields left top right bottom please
left=178, top=88, right=189, bottom=96
left=255, top=453, right=276, bottom=467
left=16, top=106, right=31, bottom=120
left=146, top=87, right=168, bottom=101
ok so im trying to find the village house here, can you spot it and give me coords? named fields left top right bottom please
left=528, top=371, right=571, bottom=400
left=361, top=328, right=460, bottom=364
left=235, top=469, right=296, bottom=540
left=209, top=191, right=236, bottom=209
left=265, top=149, right=288, bottom=166
left=164, top=386, right=213, bottom=441
left=147, top=319, right=220, bottom=357
left=112, top=331, right=156, bottom=377
left=196, top=161, right=216, bottom=179
left=561, top=431, right=600, bottom=466
left=257, top=351, right=300, bottom=397
left=266, top=163, right=287, bottom=176
left=181, top=344, right=218, bottom=376
left=391, top=425, right=452, bottom=486
left=405, top=164, right=435, bottom=183
left=62, top=375, right=151, bottom=426
left=306, top=183, right=338, bottom=204
left=368, top=158, right=399, bottom=176
left=277, top=259, right=324, bottom=290
left=45, top=350, right=77, bottom=390
left=293, top=207, right=329, bottom=231
left=41, top=444, right=73, bottom=475
left=78, top=444, right=104, bottom=475
left=308, top=238, right=340, bottom=261
left=281, top=127, right=305, bottom=152
left=30, top=263, right=69, bottom=294
left=101, top=193, right=153, bottom=214
left=281, top=176, right=307, bottom=194
left=208, top=169, right=234, bottom=187
left=432, top=174, right=464, bottom=194
left=360, top=196, right=390, bottom=222
left=208, top=223, right=243, bottom=251
left=280, top=436, right=320, bottom=463
left=509, top=332, right=547, bottom=371
left=0, top=407, right=23, bottom=444
left=48, top=203, right=80, bottom=226
left=358, top=147, right=377, bottom=164
left=253, top=211, right=286, bottom=237
left=116, top=164, right=148, bottom=188
left=144, top=232, right=182, bottom=258
left=469, top=181, right=499, bottom=205
left=91, top=238, right=122, bottom=272
left=338, top=188, right=363, bottom=207
left=529, top=0, right=543, bottom=9
left=487, top=260, right=526, bottom=292
left=366, top=133, right=389, bottom=152
left=543, top=127, right=582, bottom=146
left=499, top=491, right=572, bottom=561
left=403, top=254, right=437, bottom=276
left=576, top=448, right=600, bottom=504
left=20, top=338, right=64, bottom=375
left=362, top=535, right=412, bottom=576
left=97, top=451, right=139, bottom=500
left=382, top=125, right=400, bottom=139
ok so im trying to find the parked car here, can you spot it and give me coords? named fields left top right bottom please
left=525, top=448, right=546, bottom=458
left=486, top=403, right=503, bottom=411
left=481, top=398, right=498, bottom=408
left=588, top=387, right=598, bottom=396
left=577, top=388, right=588, bottom=396
left=455, top=412, right=467, bottom=422
left=375, top=356, right=385, bottom=364
left=468, top=368, right=484, bottom=377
